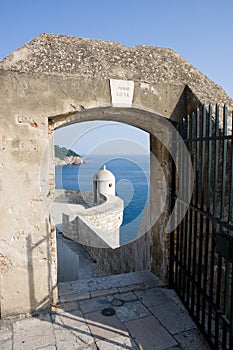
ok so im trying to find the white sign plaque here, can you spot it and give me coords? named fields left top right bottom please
left=110, top=79, right=134, bottom=107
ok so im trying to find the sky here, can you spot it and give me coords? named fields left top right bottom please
left=1, top=0, right=232, bottom=155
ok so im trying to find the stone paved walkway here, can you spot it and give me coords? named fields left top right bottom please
left=0, top=271, right=210, bottom=350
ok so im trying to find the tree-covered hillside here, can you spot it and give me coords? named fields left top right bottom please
left=54, top=145, right=80, bottom=160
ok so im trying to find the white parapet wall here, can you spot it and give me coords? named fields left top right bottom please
left=54, top=190, right=124, bottom=249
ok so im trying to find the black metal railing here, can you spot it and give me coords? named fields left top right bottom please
left=170, top=104, right=233, bottom=349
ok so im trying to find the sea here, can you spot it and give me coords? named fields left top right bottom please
left=55, top=154, right=150, bottom=245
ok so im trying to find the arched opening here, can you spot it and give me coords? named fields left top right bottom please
left=53, top=120, right=150, bottom=281
left=48, top=106, right=174, bottom=285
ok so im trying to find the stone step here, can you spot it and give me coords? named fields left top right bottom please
left=58, top=270, right=165, bottom=303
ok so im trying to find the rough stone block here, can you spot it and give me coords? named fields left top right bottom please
left=115, top=300, right=152, bottom=323
left=174, top=328, right=210, bottom=349
left=0, top=320, right=12, bottom=342
left=96, top=334, right=139, bottom=350
left=0, top=339, right=12, bottom=350
left=84, top=310, right=128, bottom=341
left=80, top=296, right=112, bottom=315
left=135, top=287, right=171, bottom=307
left=112, top=292, right=138, bottom=302
left=59, top=292, right=86, bottom=304
left=54, top=326, right=96, bottom=350
left=149, top=300, right=196, bottom=335
left=53, top=308, right=86, bottom=330
left=90, top=288, right=118, bottom=299
left=13, top=332, right=55, bottom=350
left=55, top=301, right=80, bottom=313
left=125, top=315, right=178, bottom=350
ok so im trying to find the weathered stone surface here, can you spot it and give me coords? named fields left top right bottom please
left=13, top=314, right=55, bottom=350
left=1, top=34, right=232, bottom=108
left=96, top=334, right=139, bottom=350
left=0, top=275, right=211, bottom=350
left=85, top=310, right=128, bottom=341
left=149, top=301, right=196, bottom=335
left=0, top=320, right=13, bottom=341
left=90, top=288, right=118, bottom=299
left=54, top=327, right=97, bottom=350
left=0, top=339, right=13, bottom=350
left=174, top=329, right=210, bottom=349
left=112, top=291, right=138, bottom=302
left=125, top=315, right=178, bottom=350
left=0, top=320, right=13, bottom=350
left=114, top=300, right=151, bottom=323
left=135, top=287, right=171, bottom=307
left=79, top=296, right=112, bottom=315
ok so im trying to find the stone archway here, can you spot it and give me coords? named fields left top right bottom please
left=49, top=106, right=174, bottom=279
left=1, top=33, right=231, bottom=317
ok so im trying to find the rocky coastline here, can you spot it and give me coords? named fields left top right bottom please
left=54, top=156, right=84, bottom=166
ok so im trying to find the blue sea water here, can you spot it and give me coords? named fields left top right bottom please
left=55, top=154, right=150, bottom=245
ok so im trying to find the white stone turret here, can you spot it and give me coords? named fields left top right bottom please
left=93, top=165, right=115, bottom=204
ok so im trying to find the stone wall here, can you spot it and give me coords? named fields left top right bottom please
left=84, top=231, right=151, bottom=276
left=1, top=34, right=232, bottom=108
left=59, top=189, right=150, bottom=274
left=63, top=213, right=150, bottom=275
left=1, top=33, right=232, bottom=317
left=57, top=190, right=124, bottom=248
left=62, top=204, right=123, bottom=249
left=54, top=189, right=105, bottom=206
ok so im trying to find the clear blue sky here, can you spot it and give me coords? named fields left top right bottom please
left=1, top=0, right=232, bottom=154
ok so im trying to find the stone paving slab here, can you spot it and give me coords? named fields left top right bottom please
left=0, top=338, right=13, bottom=350
left=149, top=300, right=197, bottom=335
left=135, top=287, right=171, bottom=308
left=79, top=296, right=112, bottom=315
left=59, top=291, right=91, bottom=303
left=114, top=300, right=152, bottom=323
left=113, top=291, right=139, bottom=302
left=13, top=315, right=56, bottom=350
left=54, top=324, right=96, bottom=349
left=53, top=308, right=88, bottom=330
left=96, top=334, right=139, bottom=350
left=0, top=319, right=13, bottom=350
left=90, top=288, right=118, bottom=299
left=125, top=315, right=178, bottom=350
left=0, top=271, right=210, bottom=350
left=174, top=328, right=210, bottom=350
left=84, top=310, right=128, bottom=341
left=67, top=270, right=163, bottom=295
left=58, top=271, right=157, bottom=302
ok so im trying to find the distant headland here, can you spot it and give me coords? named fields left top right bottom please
left=54, top=145, right=84, bottom=166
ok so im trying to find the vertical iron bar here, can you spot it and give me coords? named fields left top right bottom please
left=169, top=130, right=178, bottom=287
left=181, top=116, right=189, bottom=301
left=185, top=114, right=192, bottom=306
left=230, top=263, right=233, bottom=349
left=228, top=110, right=233, bottom=349
left=208, top=104, right=219, bottom=341
left=178, top=117, right=185, bottom=296
left=228, top=109, right=233, bottom=228
left=221, top=105, right=228, bottom=221
left=196, top=106, right=206, bottom=322
left=222, top=106, right=229, bottom=349
left=174, top=121, right=182, bottom=292
left=213, top=105, right=222, bottom=349
left=191, top=109, right=200, bottom=314
left=203, top=105, right=212, bottom=332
